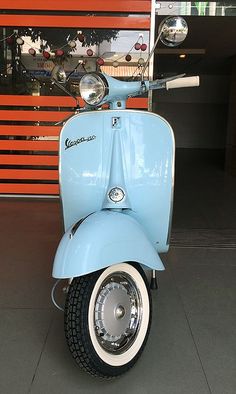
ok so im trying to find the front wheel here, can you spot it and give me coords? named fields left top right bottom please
left=64, top=263, right=152, bottom=379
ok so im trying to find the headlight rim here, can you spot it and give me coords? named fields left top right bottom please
left=79, top=72, right=109, bottom=106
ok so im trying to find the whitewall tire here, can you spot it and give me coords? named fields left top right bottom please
left=64, top=262, right=152, bottom=378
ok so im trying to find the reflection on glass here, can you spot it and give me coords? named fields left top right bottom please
left=155, top=2, right=236, bottom=17
left=0, top=28, right=150, bottom=95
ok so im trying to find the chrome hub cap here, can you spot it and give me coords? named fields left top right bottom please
left=94, top=273, right=142, bottom=354
left=115, top=305, right=125, bottom=319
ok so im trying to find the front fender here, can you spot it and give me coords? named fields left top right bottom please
left=52, top=210, right=165, bottom=279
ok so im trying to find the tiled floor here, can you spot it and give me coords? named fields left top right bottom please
left=0, top=149, right=236, bottom=394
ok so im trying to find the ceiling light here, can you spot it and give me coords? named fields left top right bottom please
left=179, top=54, right=186, bottom=59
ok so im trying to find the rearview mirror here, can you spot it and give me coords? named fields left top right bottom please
left=51, top=65, right=67, bottom=83
left=158, top=16, right=188, bottom=47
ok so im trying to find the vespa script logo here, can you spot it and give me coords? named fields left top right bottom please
left=65, top=135, right=96, bottom=150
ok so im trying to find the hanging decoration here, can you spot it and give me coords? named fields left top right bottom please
left=16, top=37, right=24, bottom=45
left=97, top=57, right=105, bottom=66
left=28, top=48, right=36, bottom=56
left=134, top=43, right=141, bottom=50
left=106, top=33, right=148, bottom=73
left=0, top=30, right=149, bottom=84
left=55, top=49, right=64, bottom=57
left=86, top=49, right=93, bottom=56
left=68, top=40, right=76, bottom=48
left=77, top=33, right=85, bottom=43
left=125, top=54, right=132, bottom=62
left=2, top=30, right=148, bottom=70
left=138, top=58, right=145, bottom=65
left=42, top=50, right=50, bottom=59
left=140, top=43, right=147, bottom=51
left=11, top=31, right=148, bottom=70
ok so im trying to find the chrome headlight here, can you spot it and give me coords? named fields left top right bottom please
left=79, top=73, right=109, bottom=106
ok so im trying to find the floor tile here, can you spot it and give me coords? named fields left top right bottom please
left=170, top=260, right=236, bottom=315
left=166, top=247, right=236, bottom=266
left=30, top=270, right=210, bottom=394
left=171, top=229, right=236, bottom=248
left=188, top=312, right=236, bottom=394
left=0, top=251, right=55, bottom=308
left=0, top=309, right=52, bottom=394
left=0, top=200, right=62, bottom=309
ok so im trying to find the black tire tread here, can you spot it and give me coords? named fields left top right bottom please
left=64, top=264, right=151, bottom=379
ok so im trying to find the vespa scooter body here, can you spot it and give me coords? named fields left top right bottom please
left=51, top=16, right=200, bottom=379
left=53, top=109, right=174, bottom=279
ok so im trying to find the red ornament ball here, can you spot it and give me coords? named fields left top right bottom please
left=78, top=34, right=85, bottom=43
left=97, top=57, right=104, bottom=66
left=141, top=43, right=147, bottom=51
left=43, top=51, right=50, bottom=60
left=6, top=36, right=14, bottom=45
left=28, top=48, right=36, bottom=56
left=135, top=42, right=141, bottom=50
left=55, top=49, right=64, bottom=57
left=125, top=54, right=132, bottom=62
left=86, top=49, right=93, bottom=57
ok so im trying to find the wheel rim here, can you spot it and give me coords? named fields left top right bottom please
left=94, top=272, right=142, bottom=354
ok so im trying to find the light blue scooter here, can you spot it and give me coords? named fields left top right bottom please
left=52, top=16, right=199, bottom=378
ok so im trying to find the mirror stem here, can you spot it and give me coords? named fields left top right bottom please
left=141, top=29, right=163, bottom=81
left=66, top=61, right=81, bottom=80
left=52, top=79, right=80, bottom=109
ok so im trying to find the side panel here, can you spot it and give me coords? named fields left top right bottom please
left=59, top=111, right=113, bottom=230
left=60, top=110, right=174, bottom=252
left=122, top=111, right=175, bottom=252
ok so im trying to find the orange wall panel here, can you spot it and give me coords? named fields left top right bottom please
left=0, top=95, right=81, bottom=107
left=0, top=126, right=61, bottom=136
left=0, top=155, right=59, bottom=166
left=0, top=15, right=150, bottom=29
left=0, top=169, right=58, bottom=180
left=0, top=184, right=59, bottom=195
left=0, top=0, right=151, bottom=12
left=0, top=140, right=58, bottom=151
left=0, top=110, right=71, bottom=121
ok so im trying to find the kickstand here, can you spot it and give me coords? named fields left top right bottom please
left=150, top=270, right=158, bottom=290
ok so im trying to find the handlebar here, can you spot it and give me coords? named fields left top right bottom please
left=148, top=75, right=200, bottom=91
left=52, top=73, right=200, bottom=124
left=166, top=76, right=200, bottom=90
